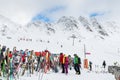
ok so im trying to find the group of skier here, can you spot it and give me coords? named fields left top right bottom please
left=0, top=44, right=83, bottom=79
left=0, top=44, right=107, bottom=79
left=59, top=53, right=81, bottom=75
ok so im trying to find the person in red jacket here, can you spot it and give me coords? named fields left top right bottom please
left=9, top=51, right=12, bottom=59
left=59, top=53, right=65, bottom=73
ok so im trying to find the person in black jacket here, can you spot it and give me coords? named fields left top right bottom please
left=102, top=60, right=106, bottom=68
left=89, top=61, right=92, bottom=71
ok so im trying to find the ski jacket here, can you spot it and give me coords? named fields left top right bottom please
left=59, top=54, right=64, bottom=64
left=65, top=57, right=69, bottom=65
left=60, top=55, right=65, bottom=64
left=74, top=57, right=78, bottom=64
left=9, top=53, right=12, bottom=58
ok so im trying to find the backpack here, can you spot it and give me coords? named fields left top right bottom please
left=78, top=57, right=81, bottom=64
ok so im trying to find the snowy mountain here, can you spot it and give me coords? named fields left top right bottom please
left=0, top=14, right=119, bottom=41
left=0, top=15, right=28, bottom=38
left=57, top=16, right=79, bottom=31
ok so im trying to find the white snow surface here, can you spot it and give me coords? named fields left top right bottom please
left=0, top=68, right=116, bottom=80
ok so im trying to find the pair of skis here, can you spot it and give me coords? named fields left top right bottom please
left=9, top=58, right=13, bottom=80
left=38, top=65, right=44, bottom=80
left=38, top=59, right=46, bottom=80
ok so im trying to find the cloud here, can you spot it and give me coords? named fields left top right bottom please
left=0, top=0, right=120, bottom=25
left=32, top=14, right=51, bottom=22
left=48, top=6, right=66, bottom=13
left=89, top=11, right=111, bottom=18
left=32, top=6, right=66, bottom=22
left=90, top=12, right=105, bottom=17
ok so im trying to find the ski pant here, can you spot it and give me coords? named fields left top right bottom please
left=61, top=64, right=65, bottom=73
left=74, top=64, right=80, bottom=74
left=89, top=65, right=92, bottom=71
left=69, top=63, right=72, bottom=70
left=64, top=64, right=68, bottom=74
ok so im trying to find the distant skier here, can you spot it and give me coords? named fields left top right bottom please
left=102, top=60, right=106, bottom=73
left=89, top=61, right=92, bottom=71
left=102, top=60, right=106, bottom=69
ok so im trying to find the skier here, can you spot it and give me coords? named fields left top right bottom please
left=102, top=60, right=106, bottom=73
left=59, top=53, right=65, bottom=73
left=64, top=55, right=69, bottom=74
left=89, top=61, right=92, bottom=71
left=73, top=54, right=80, bottom=75
left=53, top=55, right=59, bottom=73
left=102, top=60, right=106, bottom=69
left=68, top=55, right=73, bottom=70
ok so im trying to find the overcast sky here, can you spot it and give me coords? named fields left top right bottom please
left=0, top=0, right=120, bottom=25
